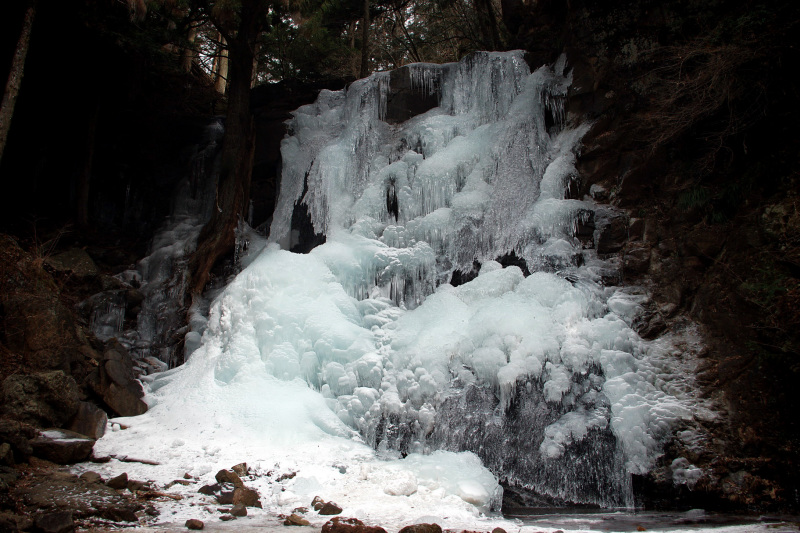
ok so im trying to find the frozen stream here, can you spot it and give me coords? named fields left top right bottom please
left=85, top=51, right=722, bottom=528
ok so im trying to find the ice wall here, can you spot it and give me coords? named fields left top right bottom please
left=98, top=51, right=711, bottom=517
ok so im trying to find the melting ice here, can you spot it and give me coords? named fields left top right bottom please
left=95, top=51, right=710, bottom=522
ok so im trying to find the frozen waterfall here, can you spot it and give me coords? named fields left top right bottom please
left=94, top=51, right=711, bottom=523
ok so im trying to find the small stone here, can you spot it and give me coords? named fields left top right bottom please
left=492, top=528, right=507, bottom=533
left=34, top=511, right=74, bottom=533
left=220, top=515, right=236, bottom=521
left=322, top=517, right=387, bottom=533
left=127, top=479, right=148, bottom=491
left=106, top=472, right=128, bottom=490
left=319, top=501, right=343, bottom=515
left=215, top=469, right=244, bottom=487
left=184, top=472, right=193, bottom=479
left=285, top=513, right=311, bottom=526
left=230, top=504, right=247, bottom=517
left=293, top=507, right=309, bottom=514
left=79, top=471, right=103, bottom=484
left=312, top=495, right=326, bottom=510
left=233, top=486, right=261, bottom=507
left=231, top=462, right=247, bottom=476
left=398, top=524, right=441, bottom=533
left=185, top=518, right=204, bottom=530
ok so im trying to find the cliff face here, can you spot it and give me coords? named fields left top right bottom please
left=504, top=0, right=800, bottom=511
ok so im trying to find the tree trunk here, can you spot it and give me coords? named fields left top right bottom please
left=181, top=25, right=197, bottom=74
left=359, top=0, right=370, bottom=78
left=215, top=37, right=229, bottom=94
left=188, top=31, right=257, bottom=295
left=0, top=0, right=37, bottom=165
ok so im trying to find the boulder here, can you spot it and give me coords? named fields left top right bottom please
left=1, top=295, right=78, bottom=371
left=45, top=249, right=98, bottom=279
left=2, top=372, right=80, bottom=427
left=185, top=518, right=204, bottom=530
left=198, top=483, right=218, bottom=495
left=231, top=462, right=248, bottom=476
left=230, top=504, right=247, bottom=517
left=398, top=525, right=442, bottom=533
left=33, top=511, right=75, bottom=533
left=0, top=420, right=36, bottom=461
left=322, top=517, right=388, bottom=533
left=102, top=382, right=147, bottom=418
left=30, top=429, right=95, bottom=464
left=284, top=513, right=309, bottom=526
left=319, top=501, right=343, bottom=515
left=67, top=402, right=107, bottom=440
left=623, top=242, right=652, bottom=276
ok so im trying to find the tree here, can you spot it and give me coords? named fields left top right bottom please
left=187, top=0, right=270, bottom=295
left=0, top=0, right=36, bottom=165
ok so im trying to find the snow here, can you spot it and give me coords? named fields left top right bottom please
left=88, top=51, right=717, bottom=525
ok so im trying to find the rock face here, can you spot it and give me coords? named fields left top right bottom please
left=1, top=372, right=80, bottom=427
left=29, top=429, right=95, bottom=464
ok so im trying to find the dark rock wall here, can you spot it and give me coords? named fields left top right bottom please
left=504, top=0, right=800, bottom=512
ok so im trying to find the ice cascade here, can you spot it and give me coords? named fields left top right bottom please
left=97, top=51, right=709, bottom=517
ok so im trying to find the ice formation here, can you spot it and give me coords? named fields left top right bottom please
left=96, top=51, right=712, bottom=518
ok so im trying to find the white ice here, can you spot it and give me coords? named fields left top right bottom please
left=90, top=51, right=714, bottom=526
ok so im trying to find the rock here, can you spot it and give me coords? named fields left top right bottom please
left=595, top=210, right=628, bottom=254
left=232, top=486, right=261, bottom=507
left=34, top=511, right=74, bottom=533
left=0, top=443, right=13, bottom=466
left=284, top=513, right=310, bottom=526
left=102, top=382, right=147, bottom=418
left=623, top=242, right=651, bottom=275
left=319, top=501, right=343, bottom=515
left=0, top=420, right=36, bottom=461
left=67, top=402, right=107, bottom=440
left=492, top=528, right=507, bottom=533
left=398, top=524, right=442, bottom=533
left=312, top=495, right=326, bottom=510
left=79, top=472, right=102, bottom=484
left=322, top=517, right=388, bottom=533
left=198, top=484, right=218, bottom=495
left=230, top=504, right=247, bottom=517
left=0, top=516, right=17, bottom=533
left=219, top=514, right=235, bottom=521
left=45, top=249, right=98, bottom=279
left=100, top=507, right=138, bottom=522
left=30, top=429, right=95, bottom=464
left=217, top=491, right=234, bottom=505
left=1, top=294, right=79, bottom=371
left=185, top=518, right=204, bottom=530
left=214, top=469, right=244, bottom=488
left=127, top=480, right=148, bottom=491
left=1, top=371, right=80, bottom=427
left=106, top=472, right=128, bottom=490
left=231, top=462, right=247, bottom=476
left=685, top=226, right=725, bottom=260
left=384, top=66, right=440, bottom=124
